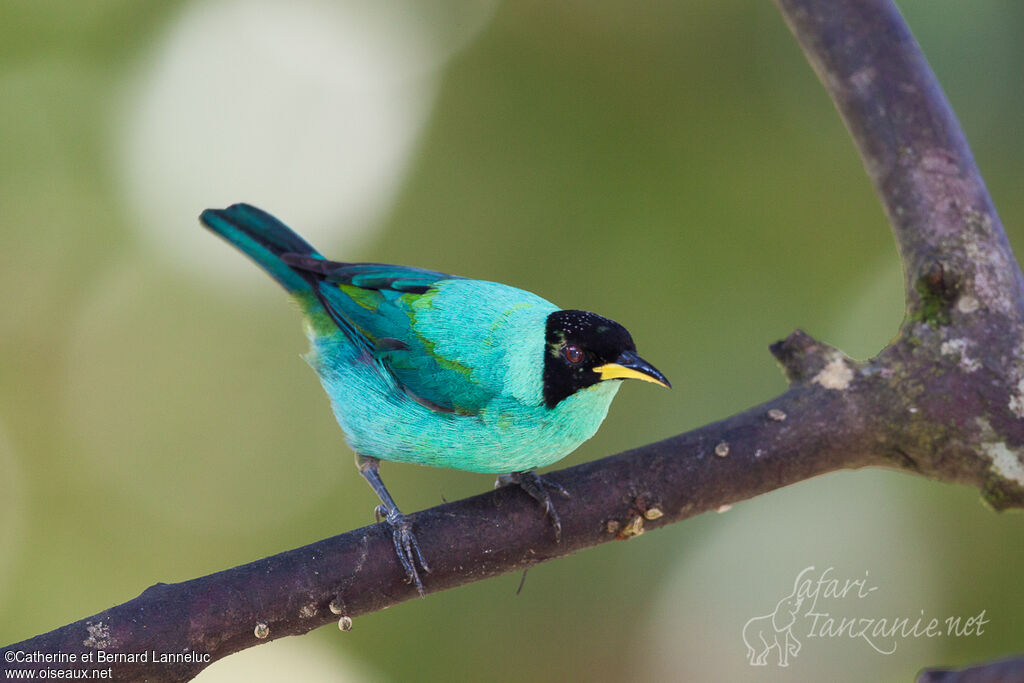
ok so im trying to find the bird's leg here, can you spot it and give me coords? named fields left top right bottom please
left=495, top=470, right=571, bottom=542
left=356, top=454, right=430, bottom=596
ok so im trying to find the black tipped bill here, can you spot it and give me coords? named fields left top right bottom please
left=593, top=350, right=671, bottom=388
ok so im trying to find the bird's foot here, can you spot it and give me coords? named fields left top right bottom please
left=495, top=471, right=571, bottom=542
left=374, top=504, right=431, bottom=596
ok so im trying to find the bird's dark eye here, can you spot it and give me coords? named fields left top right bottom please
left=563, top=344, right=584, bottom=364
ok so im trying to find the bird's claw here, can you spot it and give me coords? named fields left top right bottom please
left=495, top=471, right=570, bottom=542
left=375, top=504, right=430, bottom=596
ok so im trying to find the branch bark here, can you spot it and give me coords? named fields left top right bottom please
left=4, top=0, right=1023, bottom=680
left=776, top=0, right=1024, bottom=506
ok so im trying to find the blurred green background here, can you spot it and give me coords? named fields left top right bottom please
left=2, top=1, right=1023, bottom=681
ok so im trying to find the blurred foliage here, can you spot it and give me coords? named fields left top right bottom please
left=1, top=1, right=1023, bottom=681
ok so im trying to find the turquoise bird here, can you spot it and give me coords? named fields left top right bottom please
left=200, top=204, right=669, bottom=593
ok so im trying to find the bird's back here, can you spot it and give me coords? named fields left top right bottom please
left=312, top=276, right=559, bottom=416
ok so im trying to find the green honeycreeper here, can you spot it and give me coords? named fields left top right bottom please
left=200, top=204, right=669, bottom=593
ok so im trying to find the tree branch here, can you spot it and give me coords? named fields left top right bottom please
left=776, top=0, right=1024, bottom=506
left=779, top=0, right=1021, bottom=307
left=4, top=0, right=1023, bottom=680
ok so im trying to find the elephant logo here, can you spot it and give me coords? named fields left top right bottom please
left=742, top=570, right=808, bottom=667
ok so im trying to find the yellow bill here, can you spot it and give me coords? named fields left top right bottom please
left=594, top=351, right=671, bottom=388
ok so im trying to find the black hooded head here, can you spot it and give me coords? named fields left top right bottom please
left=541, top=309, right=668, bottom=408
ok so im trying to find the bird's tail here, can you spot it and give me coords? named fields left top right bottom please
left=199, top=203, right=323, bottom=294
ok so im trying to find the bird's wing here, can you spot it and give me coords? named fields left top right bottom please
left=284, top=257, right=458, bottom=295
left=283, top=256, right=499, bottom=414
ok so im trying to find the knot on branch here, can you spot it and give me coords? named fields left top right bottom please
left=911, top=261, right=960, bottom=327
left=770, top=330, right=854, bottom=388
